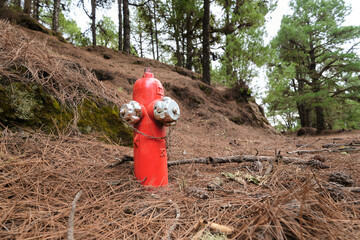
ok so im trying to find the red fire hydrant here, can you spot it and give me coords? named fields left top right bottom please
left=120, top=68, right=180, bottom=187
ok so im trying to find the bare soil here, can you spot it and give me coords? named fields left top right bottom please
left=1, top=20, right=360, bottom=239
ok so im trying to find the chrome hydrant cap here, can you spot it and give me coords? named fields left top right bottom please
left=120, top=100, right=142, bottom=125
left=154, top=97, right=180, bottom=126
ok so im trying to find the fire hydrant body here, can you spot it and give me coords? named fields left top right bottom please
left=120, top=69, right=180, bottom=187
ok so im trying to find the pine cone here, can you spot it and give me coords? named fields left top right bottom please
left=307, top=159, right=329, bottom=169
left=329, top=172, right=354, bottom=187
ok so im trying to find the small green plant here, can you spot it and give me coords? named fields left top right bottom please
left=178, top=178, right=187, bottom=191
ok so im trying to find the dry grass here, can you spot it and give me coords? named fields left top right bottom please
left=0, top=20, right=125, bottom=106
left=1, top=129, right=359, bottom=239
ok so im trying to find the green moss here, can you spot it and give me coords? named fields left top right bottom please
left=0, top=79, right=132, bottom=146
left=77, top=98, right=133, bottom=146
left=0, top=81, right=73, bottom=131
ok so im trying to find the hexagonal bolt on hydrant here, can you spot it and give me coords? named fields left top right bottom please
left=120, top=68, right=180, bottom=187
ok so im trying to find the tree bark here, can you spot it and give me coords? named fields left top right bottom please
left=24, top=0, right=31, bottom=14
left=297, top=102, right=311, bottom=127
left=202, top=0, right=211, bottom=84
left=52, top=0, right=61, bottom=32
left=123, top=0, right=130, bottom=54
left=315, top=105, right=325, bottom=132
left=153, top=2, right=159, bottom=60
left=224, top=0, right=232, bottom=78
left=118, top=0, right=122, bottom=51
left=149, top=13, right=155, bottom=59
left=139, top=27, right=143, bottom=58
left=91, top=0, right=96, bottom=46
left=33, top=0, right=40, bottom=20
left=185, top=12, right=193, bottom=70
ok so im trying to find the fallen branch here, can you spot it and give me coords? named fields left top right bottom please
left=287, top=148, right=360, bottom=154
left=345, top=187, right=360, bottom=193
left=68, top=190, right=83, bottom=240
left=297, top=138, right=321, bottom=150
left=166, top=200, right=181, bottom=240
left=109, top=155, right=307, bottom=167
left=107, top=155, right=134, bottom=167
left=323, top=142, right=360, bottom=148
left=168, top=155, right=306, bottom=166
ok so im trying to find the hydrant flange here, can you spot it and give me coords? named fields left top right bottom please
left=120, top=100, right=142, bottom=125
left=154, top=97, right=180, bottom=126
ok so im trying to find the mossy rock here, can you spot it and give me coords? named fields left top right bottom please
left=77, top=98, right=133, bottom=145
left=0, top=81, right=73, bottom=131
left=0, top=78, right=133, bottom=146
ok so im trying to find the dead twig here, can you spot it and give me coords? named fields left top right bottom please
left=287, top=148, right=360, bottom=154
left=107, top=155, right=134, bottom=167
left=67, top=190, right=83, bottom=240
left=166, top=200, right=181, bottom=240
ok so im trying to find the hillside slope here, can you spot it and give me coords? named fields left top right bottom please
left=0, top=18, right=275, bottom=159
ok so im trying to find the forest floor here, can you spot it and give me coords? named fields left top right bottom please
left=0, top=20, right=360, bottom=239
left=1, top=128, right=360, bottom=239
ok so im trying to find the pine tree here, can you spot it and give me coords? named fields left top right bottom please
left=212, top=0, right=274, bottom=87
left=267, top=0, right=360, bottom=131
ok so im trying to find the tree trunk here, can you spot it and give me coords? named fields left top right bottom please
left=139, top=26, right=143, bottom=58
left=315, top=105, right=325, bottom=132
left=118, top=0, right=122, bottom=51
left=181, top=33, right=186, bottom=68
left=297, top=103, right=311, bottom=127
left=52, top=0, right=61, bottom=32
left=175, top=37, right=182, bottom=66
left=123, top=0, right=130, bottom=54
left=224, top=0, right=232, bottom=79
left=185, top=12, right=193, bottom=70
left=149, top=14, right=155, bottom=59
left=33, top=0, right=40, bottom=20
left=0, top=0, right=5, bottom=8
left=91, top=0, right=96, bottom=46
left=171, top=1, right=182, bottom=67
left=24, top=0, right=31, bottom=14
left=153, top=2, right=159, bottom=60
left=202, top=0, right=210, bottom=84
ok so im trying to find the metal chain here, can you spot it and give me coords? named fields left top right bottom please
left=124, top=121, right=173, bottom=159
left=124, top=121, right=173, bottom=141
left=166, top=127, right=173, bottom=160
left=125, top=122, right=166, bottom=139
